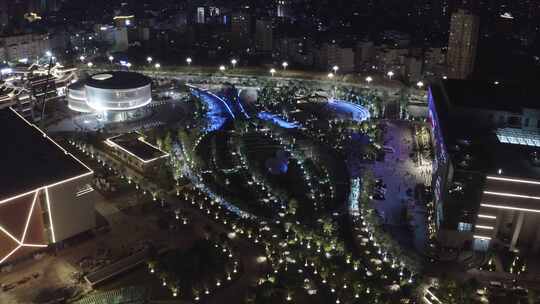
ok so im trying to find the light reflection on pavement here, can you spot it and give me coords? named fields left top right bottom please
left=370, top=120, right=432, bottom=253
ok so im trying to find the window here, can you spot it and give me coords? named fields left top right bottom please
left=508, top=116, right=521, bottom=127
left=458, top=222, right=472, bottom=232
left=473, top=238, right=490, bottom=251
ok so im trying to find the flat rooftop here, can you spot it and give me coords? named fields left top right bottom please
left=105, top=133, right=168, bottom=163
left=0, top=108, right=92, bottom=200
left=430, top=80, right=540, bottom=180
left=86, top=71, right=151, bottom=90
left=443, top=80, right=539, bottom=113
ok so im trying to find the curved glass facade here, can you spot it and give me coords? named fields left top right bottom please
left=67, top=86, right=93, bottom=113
left=85, top=84, right=152, bottom=111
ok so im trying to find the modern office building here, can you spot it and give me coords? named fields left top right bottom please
left=447, top=9, right=479, bottom=79
left=429, top=79, right=540, bottom=253
left=67, top=71, right=153, bottom=123
left=0, top=107, right=94, bottom=265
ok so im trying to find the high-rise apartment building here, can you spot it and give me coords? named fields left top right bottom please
left=276, top=0, right=287, bottom=18
left=447, top=9, right=479, bottom=79
left=231, top=12, right=250, bottom=49
left=255, top=19, right=273, bottom=53
left=197, top=7, right=205, bottom=24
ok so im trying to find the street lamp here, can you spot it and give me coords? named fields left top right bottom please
left=79, top=55, right=86, bottom=62
left=45, top=51, right=52, bottom=57
left=147, top=56, right=153, bottom=64
left=270, top=68, right=276, bottom=77
left=366, top=76, right=373, bottom=85
left=155, top=63, right=161, bottom=69
left=231, top=59, right=237, bottom=69
left=87, top=62, right=93, bottom=68
left=126, top=62, right=132, bottom=69
left=417, top=81, right=424, bottom=89
left=219, top=65, right=226, bottom=72
left=387, top=71, right=394, bottom=80
left=327, top=73, right=334, bottom=79
left=332, top=65, right=339, bottom=74
left=282, top=61, right=288, bottom=70
left=108, top=55, right=114, bottom=64
left=186, top=57, right=192, bottom=66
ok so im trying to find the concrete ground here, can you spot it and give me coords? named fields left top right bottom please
left=369, top=120, right=431, bottom=253
left=0, top=188, right=197, bottom=303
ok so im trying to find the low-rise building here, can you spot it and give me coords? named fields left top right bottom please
left=0, top=107, right=94, bottom=265
left=104, top=132, right=169, bottom=174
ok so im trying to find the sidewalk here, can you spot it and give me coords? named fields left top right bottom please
left=369, top=120, right=430, bottom=254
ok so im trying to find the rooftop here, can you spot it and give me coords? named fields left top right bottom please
left=68, top=79, right=86, bottom=91
left=0, top=108, right=92, bottom=200
left=85, top=71, right=151, bottom=90
left=430, top=80, right=540, bottom=180
left=443, top=79, right=540, bottom=113
left=105, top=133, right=169, bottom=164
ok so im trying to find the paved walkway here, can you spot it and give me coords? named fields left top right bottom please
left=369, top=120, right=431, bottom=253
left=166, top=195, right=267, bottom=304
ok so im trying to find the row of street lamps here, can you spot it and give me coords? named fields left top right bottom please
left=78, top=53, right=425, bottom=88
left=81, top=54, right=162, bottom=71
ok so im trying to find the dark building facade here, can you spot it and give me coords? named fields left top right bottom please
left=429, top=79, right=540, bottom=253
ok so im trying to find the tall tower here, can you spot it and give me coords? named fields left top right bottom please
left=447, top=9, right=479, bottom=79
left=231, top=12, right=250, bottom=49
left=255, top=19, right=273, bottom=52
left=197, top=7, right=205, bottom=24
left=276, top=0, right=286, bottom=18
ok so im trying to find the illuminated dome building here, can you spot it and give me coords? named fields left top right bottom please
left=67, top=71, right=152, bottom=123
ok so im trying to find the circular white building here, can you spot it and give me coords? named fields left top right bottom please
left=67, top=71, right=153, bottom=123
left=67, top=80, right=93, bottom=113
left=85, top=72, right=151, bottom=111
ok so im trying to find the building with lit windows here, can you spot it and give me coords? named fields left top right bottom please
left=196, top=7, right=205, bottom=24
left=447, top=9, right=479, bottom=79
left=67, top=71, right=153, bottom=123
left=255, top=19, right=273, bottom=53
left=315, top=42, right=355, bottom=73
left=0, top=32, right=51, bottom=62
left=276, top=0, right=288, bottom=18
left=0, top=107, right=94, bottom=265
left=429, top=79, right=540, bottom=253
left=113, top=15, right=135, bottom=27
left=231, top=12, right=251, bottom=49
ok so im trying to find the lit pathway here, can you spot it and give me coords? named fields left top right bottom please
left=370, top=120, right=431, bottom=253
